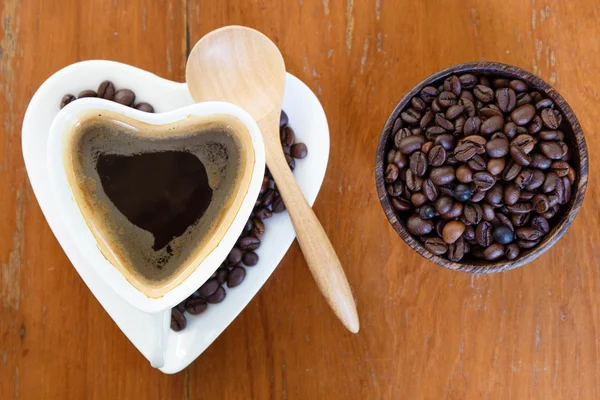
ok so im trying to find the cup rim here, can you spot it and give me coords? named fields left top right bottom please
left=375, top=61, right=588, bottom=273
left=47, top=99, right=266, bottom=312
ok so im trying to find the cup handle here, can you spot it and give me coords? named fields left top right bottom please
left=148, top=309, right=171, bottom=368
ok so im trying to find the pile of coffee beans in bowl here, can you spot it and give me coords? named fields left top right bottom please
left=384, top=72, right=576, bottom=263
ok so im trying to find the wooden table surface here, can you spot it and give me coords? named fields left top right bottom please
left=1, top=0, right=599, bottom=398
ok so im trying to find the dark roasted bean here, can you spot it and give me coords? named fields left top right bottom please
left=424, top=237, right=448, bottom=255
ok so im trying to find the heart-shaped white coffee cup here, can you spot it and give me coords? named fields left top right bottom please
left=48, top=99, right=266, bottom=367
left=23, top=60, right=329, bottom=373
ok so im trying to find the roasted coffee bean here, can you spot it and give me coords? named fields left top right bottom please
left=261, top=189, right=276, bottom=207
left=387, top=181, right=404, bottom=197
left=504, top=122, right=517, bottom=139
left=171, top=308, right=187, bottom=331
left=113, top=89, right=135, bottom=106
left=528, top=115, right=543, bottom=134
left=398, top=135, right=426, bottom=155
left=487, top=158, right=505, bottom=176
left=482, top=203, right=496, bottom=221
left=406, top=215, right=434, bottom=236
left=281, top=126, right=296, bottom=147
left=391, top=151, right=408, bottom=169
left=411, top=193, right=427, bottom=207
left=291, top=143, right=308, bottom=159
left=508, top=79, right=527, bottom=92
left=506, top=202, right=533, bottom=214
left=406, top=169, right=424, bottom=191
left=285, top=153, right=296, bottom=170
left=255, top=207, right=273, bottom=220
left=485, top=184, right=504, bottom=207
left=519, top=191, right=535, bottom=201
left=215, top=268, right=229, bottom=285
left=423, top=179, right=439, bottom=201
left=439, top=91, right=458, bottom=107
left=420, top=86, right=439, bottom=102
left=484, top=137, right=509, bottom=158
left=280, top=110, right=289, bottom=127
left=435, top=113, right=454, bottom=131
left=464, top=203, right=483, bottom=225
left=464, top=117, right=483, bottom=136
left=392, top=197, right=412, bottom=211
left=401, top=108, right=421, bottom=124
left=495, top=214, right=514, bottom=230
left=442, top=221, right=465, bottom=244
left=476, top=221, right=493, bottom=247
left=420, top=110, right=435, bottom=130
left=454, top=141, right=478, bottom=162
left=550, top=160, right=570, bottom=177
left=512, top=134, right=536, bottom=154
left=456, top=164, right=473, bottom=183
left=484, top=243, right=505, bottom=260
left=539, top=141, right=566, bottom=159
left=504, top=184, right=521, bottom=206
left=454, top=183, right=473, bottom=202
left=412, top=96, right=427, bottom=111
left=442, top=202, right=464, bottom=220
left=529, top=153, right=551, bottom=170
left=446, top=104, right=465, bottom=120
left=447, top=237, right=466, bottom=262
left=251, top=218, right=265, bottom=238
left=509, top=144, right=532, bottom=167
left=468, top=155, right=487, bottom=171
left=422, top=141, right=434, bottom=154
left=541, top=108, right=559, bottom=129
left=206, top=287, right=226, bottom=304
left=493, top=78, right=509, bottom=88
left=480, top=115, right=504, bottom=135
left=424, top=237, right=448, bottom=255
left=517, top=239, right=540, bottom=249
left=480, top=105, right=503, bottom=119
left=78, top=89, right=97, bottom=98
left=227, top=266, right=247, bottom=288
left=474, top=85, right=494, bottom=102
left=410, top=151, right=428, bottom=177
left=445, top=75, right=462, bottom=96
left=502, top=160, right=522, bottom=181
left=385, top=164, right=399, bottom=183
left=535, top=98, right=554, bottom=110
left=435, top=195, right=453, bottom=215
left=459, top=74, right=478, bottom=89
left=515, top=169, right=534, bottom=188
left=227, top=247, right=243, bottom=265
left=532, top=194, right=550, bottom=213
left=197, top=279, right=220, bottom=298
left=526, top=169, right=545, bottom=191
left=511, top=212, right=531, bottom=227
left=473, top=172, right=495, bottom=191
left=419, top=204, right=436, bottom=220
left=429, top=166, right=455, bottom=186
left=502, top=243, right=519, bottom=260
left=239, top=236, right=260, bottom=250
left=460, top=97, right=476, bottom=117
left=185, top=297, right=208, bottom=315
left=510, top=104, right=536, bottom=125
left=428, top=145, right=447, bottom=167
left=516, top=227, right=543, bottom=241
left=243, top=251, right=259, bottom=266
left=531, top=216, right=550, bottom=234
left=273, top=195, right=287, bottom=213
left=60, top=94, right=76, bottom=108
left=541, top=205, right=559, bottom=219
left=97, top=80, right=116, bottom=99
left=516, top=92, right=533, bottom=107
left=135, top=102, right=154, bottom=113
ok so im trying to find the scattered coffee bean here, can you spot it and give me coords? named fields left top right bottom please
left=291, top=143, right=308, bottom=159
left=227, top=266, right=247, bottom=288
left=206, top=287, right=226, bottom=304
left=97, top=80, right=116, bottom=100
left=171, top=308, right=187, bottom=331
left=135, top=102, right=154, bottom=113
left=60, top=94, right=76, bottom=109
left=113, top=89, right=136, bottom=106
left=185, top=297, right=208, bottom=315
left=78, top=89, right=97, bottom=98
left=243, top=251, right=259, bottom=266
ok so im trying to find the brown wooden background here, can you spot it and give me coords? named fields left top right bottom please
left=1, top=0, right=599, bottom=398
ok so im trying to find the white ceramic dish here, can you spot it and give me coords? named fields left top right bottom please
left=22, top=60, right=330, bottom=374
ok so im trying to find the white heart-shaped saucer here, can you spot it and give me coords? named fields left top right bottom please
left=22, top=60, right=329, bottom=373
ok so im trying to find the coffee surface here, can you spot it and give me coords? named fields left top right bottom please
left=65, top=112, right=250, bottom=297
left=96, top=151, right=213, bottom=251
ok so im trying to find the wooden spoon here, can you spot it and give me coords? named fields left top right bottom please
left=186, top=26, right=359, bottom=333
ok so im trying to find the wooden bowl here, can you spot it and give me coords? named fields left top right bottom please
left=375, top=62, right=588, bottom=273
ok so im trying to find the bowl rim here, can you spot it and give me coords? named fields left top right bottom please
left=375, top=61, right=589, bottom=273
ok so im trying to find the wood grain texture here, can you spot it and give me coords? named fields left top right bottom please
left=2, top=0, right=600, bottom=398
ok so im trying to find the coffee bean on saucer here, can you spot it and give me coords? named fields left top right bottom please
left=280, top=110, right=289, bottom=127
left=243, top=251, right=259, bottom=266
left=185, top=297, right=208, bottom=315
left=206, top=287, right=226, bottom=304
left=227, top=247, right=243, bottom=265
left=251, top=219, right=265, bottom=238
left=291, top=143, right=308, bottom=159
left=215, top=268, right=229, bottom=285
left=281, top=126, right=295, bottom=147
left=254, top=207, right=273, bottom=220
left=113, top=89, right=136, bottom=106
left=135, top=102, right=154, bottom=113
left=78, top=90, right=97, bottom=98
left=197, top=279, right=220, bottom=298
left=60, top=94, right=76, bottom=109
left=227, top=266, right=246, bottom=288
left=97, top=80, right=116, bottom=100
left=272, top=196, right=286, bottom=213
left=171, top=308, right=187, bottom=331
left=239, top=236, right=260, bottom=251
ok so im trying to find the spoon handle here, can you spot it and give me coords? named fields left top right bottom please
left=265, top=141, right=360, bottom=334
